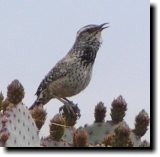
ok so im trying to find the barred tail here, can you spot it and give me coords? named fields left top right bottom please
left=29, top=94, right=51, bottom=110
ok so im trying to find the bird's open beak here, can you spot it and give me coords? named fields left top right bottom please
left=99, top=23, right=109, bottom=31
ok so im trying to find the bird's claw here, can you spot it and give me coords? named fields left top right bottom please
left=59, top=101, right=81, bottom=119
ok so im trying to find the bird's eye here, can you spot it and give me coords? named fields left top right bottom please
left=87, top=29, right=93, bottom=33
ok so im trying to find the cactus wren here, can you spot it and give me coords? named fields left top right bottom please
left=29, top=23, right=109, bottom=115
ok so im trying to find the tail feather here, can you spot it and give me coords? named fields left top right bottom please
left=29, top=92, right=51, bottom=110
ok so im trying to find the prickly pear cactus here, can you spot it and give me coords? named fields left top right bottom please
left=0, top=103, right=40, bottom=147
left=84, top=96, right=128, bottom=145
left=0, top=79, right=40, bottom=147
left=0, top=79, right=150, bottom=147
left=83, top=96, right=150, bottom=147
left=40, top=114, right=74, bottom=147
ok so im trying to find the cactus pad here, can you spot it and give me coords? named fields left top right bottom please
left=84, top=121, right=121, bottom=145
left=0, top=103, right=40, bottom=147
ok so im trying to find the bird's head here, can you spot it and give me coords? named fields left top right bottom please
left=75, top=23, right=109, bottom=44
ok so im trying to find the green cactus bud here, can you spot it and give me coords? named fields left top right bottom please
left=7, top=79, right=24, bottom=105
left=73, top=128, right=88, bottom=147
left=94, top=102, right=106, bottom=123
left=49, top=114, right=65, bottom=141
left=110, top=95, right=127, bottom=123
left=30, top=105, right=47, bottom=130
left=133, top=109, right=149, bottom=137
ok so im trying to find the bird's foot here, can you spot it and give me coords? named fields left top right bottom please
left=59, top=100, right=81, bottom=119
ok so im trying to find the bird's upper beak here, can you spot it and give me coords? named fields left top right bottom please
left=98, top=23, right=109, bottom=31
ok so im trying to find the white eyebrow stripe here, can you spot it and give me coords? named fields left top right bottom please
left=76, top=24, right=98, bottom=36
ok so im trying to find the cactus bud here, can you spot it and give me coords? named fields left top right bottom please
left=94, top=102, right=106, bottom=123
left=30, top=105, right=47, bottom=130
left=2, top=99, right=11, bottom=112
left=0, top=130, right=10, bottom=144
left=49, top=114, right=65, bottom=141
left=73, top=128, right=88, bottom=147
left=133, top=109, right=149, bottom=137
left=7, top=79, right=24, bottom=105
left=61, top=104, right=80, bottom=126
left=110, top=95, right=127, bottom=123
left=102, top=133, right=115, bottom=147
left=113, top=122, right=131, bottom=147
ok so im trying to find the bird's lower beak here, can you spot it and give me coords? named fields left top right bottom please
left=99, top=23, right=109, bottom=31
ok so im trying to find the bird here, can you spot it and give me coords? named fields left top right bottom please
left=29, top=23, right=109, bottom=115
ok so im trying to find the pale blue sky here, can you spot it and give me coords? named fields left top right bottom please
left=0, top=0, right=150, bottom=141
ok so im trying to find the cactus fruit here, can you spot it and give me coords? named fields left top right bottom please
left=0, top=103, right=40, bottom=147
left=30, top=105, right=47, bottom=130
left=133, top=109, right=149, bottom=137
left=110, top=95, right=127, bottom=123
left=61, top=103, right=81, bottom=126
left=73, top=128, right=88, bottom=147
left=49, top=114, right=65, bottom=141
left=7, top=80, right=24, bottom=105
left=94, top=102, right=106, bottom=123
